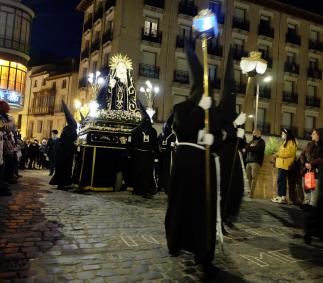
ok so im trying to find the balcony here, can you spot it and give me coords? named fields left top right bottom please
left=309, top=40, right=323, bottom=52
left=178, top=1, right=198, bottom=17
left=284, top=62, right=299, bottom=74
left=91, top=39, right=100, bottom=52
left=81, top=48, right=90, bottom=60
left=285, top=31, right=301, bottom=45
left=258, top=21, right=274, bottom=38
left=0, top=37, right=30, bottom=55
left=176, top=35, right=195, bottom=50
left=144, top=0, right=165, bottom=9
left=103, top=30, right=113, bottom=43
left=306, top=95, right=320, bottom=107
left=78, top=77, right=87, bottom=88
left=234, top=82, right=247, bottom=94
left=139, top=63, right=160, bottom=79
left=29, top=105, right=54, bottom=115
left=258, top=87, right=271, bottom=99
left=174, top=70, right=189, bottom=84
left=105, top=0, right=115, bottom=11
left=257, top=122, right=271, bottom=135
left=232, top=47, right=248, bottom=61
left=208, top=41, right=223, bottom=57
left=232, top=18, right=250, bottom=32
left=307, top=68, right=322, bottom=80
left=54, top=104, right=64, bottom=113
left=282, top=91, right=298, bottom=103
left=93, top=6, right=103, bottom=23
left=83, top=19, right=92, bottom=32
left=210, top=78, right=221, bottom=89
left=141, top=28, right=162, bottom=44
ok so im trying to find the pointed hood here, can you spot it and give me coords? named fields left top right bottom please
left=162, top=112, right=174, bottom=135
left=185, top=40, right=204, bottom=105
left=62, top=100, right=77, bottom=129
left=137, top=98, right=151, bottom=125
left=218, top=47, right=237, bottom=123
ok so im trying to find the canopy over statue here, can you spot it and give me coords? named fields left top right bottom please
left=78, top=53, right=142, bottom=149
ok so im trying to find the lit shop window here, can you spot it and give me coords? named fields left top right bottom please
left=0, top=59, right=27, bottom=93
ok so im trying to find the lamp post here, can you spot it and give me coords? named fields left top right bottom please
left=139, top=80, right=160, bottom=122
left=87, top=71, right=105, bottom=100
left=192, top=9, right=218, bottom=248
left=240, top=51, right=268, bottom=132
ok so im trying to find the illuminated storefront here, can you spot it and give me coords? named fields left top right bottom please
left=0, top=59, right=26, bottom=108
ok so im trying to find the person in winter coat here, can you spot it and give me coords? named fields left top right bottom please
left=299, top=129, right=323, bottom=208
left=272, top=128, right=297, bottom=204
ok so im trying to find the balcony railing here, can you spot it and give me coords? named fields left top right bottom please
left=308, top=40, right=323, bottom=52
left=0, top=37, right=30, bottom=55
left=83, top=19, right=92, bottom=32
left=91, top=39, right=100, bottom=52
left=81, top=48, right=90, bottom=59
left=144, top=0, right=165, bottom=9
left=232, top=47, right=248, bottom=60
left=232, top=18, right=250, bottom=31
left=258, top=21, right=274, bottom=38
left=174, top=70, right=189, bottom=84
left=307, top=68, right=322, bottom=80
left=258, top=87, right=271, bottom=99
left=139, top=63, right=160, bottom=79
left=93, top=6, right=103, bottom=23
left=257, top=122, right=271, bottom=135
left=208, top=41, right=223, bottom=57
left=210, top=78, right=221, bottom=89
left=284, top=62, right=299, bottom=74
left=105, top=0, right=115, bottom=11
left=29, top=103, right=55, bottom=115
left=282, top=91, right=298, bottom=103
left=306, top=96, right=320, bottom=107
left=285, top=31, right=301, bottom=45
left=176, top=35, right=195, bottom=49
left=178, top=1, right=198, bottom=17
left=281, top=125, right=298, bottom=137
left=141, top=28, right=162, bottom=44
left=234, top=82, right=247, bottom=94
left=78, top=77, right=87, bottom=88
left=103, top=30, right=113, bottom=43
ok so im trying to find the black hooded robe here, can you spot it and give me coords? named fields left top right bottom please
left=165, top=100, right=217, bottom=264
left=130, top=119, right=158, bottom=196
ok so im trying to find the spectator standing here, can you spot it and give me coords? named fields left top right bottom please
left=271, top=128, right=297, bottom=204
left=299, top=129, right=323, bottom=208
left=244, top=129, right=265, bottom=198
left=46, top=130, right=59, bottom=175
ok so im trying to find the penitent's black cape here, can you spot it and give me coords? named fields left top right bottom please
left=164, top=40, right=218, bottom=264
left=50, top=101, right=77, bottom=187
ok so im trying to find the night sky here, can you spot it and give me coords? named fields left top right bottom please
left=21, top=0, right=323, bottom=66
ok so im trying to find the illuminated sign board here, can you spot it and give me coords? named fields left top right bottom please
left=0, top=89, right=22, bottom=108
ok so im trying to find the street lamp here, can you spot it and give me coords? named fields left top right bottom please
left=240, top=51, right=268, bottom=131
left=87, top=71, right=105, bottom=100
left=139, top=80, right=159, bottom=122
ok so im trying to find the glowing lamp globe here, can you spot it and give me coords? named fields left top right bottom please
left=240, top=51, right=268, bottom=75
left=193, top=9, right=218, bottom=36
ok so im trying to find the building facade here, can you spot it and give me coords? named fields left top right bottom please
left=76, top=0, right=323, bottom=138
left=21, top=60, right=79, bottom=140
left=0, top=0, right=33, bottom=115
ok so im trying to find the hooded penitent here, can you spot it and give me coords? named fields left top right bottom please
left=61, top=100, right=77, bottom=145
left=136, top=98, right=151, bottom=128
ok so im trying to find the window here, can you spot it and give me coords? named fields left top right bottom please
left=257, top=108, right=266, bottom=124
left=82, top=68, right=88, bottom=78
left=305, top=116, right=315, bottom=130
left=286, top=51, right=296, bottom=63
left=42, top=78, right=46, bottom=86
left=0, top=60, right=27, bottom=92
left=260, top=14, right=270, bottom=23
left=176, top=57, right=188, bottom=71
left=92, top=61, right=98, bottom=73
left=234, top=68, right=242, bottom=84
left=62, top=79, right=67, bottom=89
left=282, top=112, right=293, bottom=128
left=233, top=38, right=244, bottom=50
left=179, top=25, right=192, bottom=39
left=308, top=85, right=317, bottom=97
left=310, top=30, right=319, bottom=41
left=287, top=23, right=297, bottom=33
left=27, top=121, right=34, bottom=138
left=284, top=80, right=295, bottom=93
left=144, top=17, right=158, bottom=36
left=309, top=57, right=318, bottom=69
left=234, top=7, right=246, bottom=21
left=258, top=43, right=269, bottom=58
left=236, top=104, right=241, bottom=113
left=37, top=120, right=43, bottom=134
left=52, top=82, right=56, bottom=89
left=47, top=120, right=53, bottom=137
left=209, top=65, right=217, bottom=82
left=33, top=79, right=37, bottom=88
left=142, top=51, right=156, bottom=65
left=105, top=20, right=113, bottom=33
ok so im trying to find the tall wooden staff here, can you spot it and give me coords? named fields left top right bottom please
left=193, top=9, right=218, bottom=250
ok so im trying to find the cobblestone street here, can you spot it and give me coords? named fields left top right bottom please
left=0, top=170, right=323, bottom=283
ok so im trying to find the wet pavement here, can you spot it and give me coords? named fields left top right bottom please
left=0, top=170, right=323, bottom=283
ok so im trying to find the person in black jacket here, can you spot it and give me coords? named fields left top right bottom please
left=244, top=129, right=265, bottom=198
